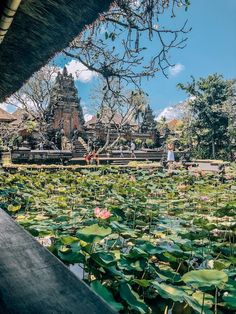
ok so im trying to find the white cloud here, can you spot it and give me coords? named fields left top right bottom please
left=155, top=100, right=189, bottom=122
left=155, top=106, right=175, bottom=121
left=84, top=113, right=93, bottom=122
left=169, top=63, right=185, bottom=77
left=82, top=104, right=94, bottom=122
left=65, top=60, right=97, bottom=83
left=0, top=102, right=9, bottom=111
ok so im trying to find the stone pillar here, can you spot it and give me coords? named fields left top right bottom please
left=0, top=151, right=11, bottom=166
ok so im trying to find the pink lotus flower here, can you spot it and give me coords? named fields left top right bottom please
left=94, top=207, right=112, bottom=220
left=99, top=209, right=112, bottom=219
left=94, top=207, right=101, bottom=216
left=200, top=196, right=209, bottom=201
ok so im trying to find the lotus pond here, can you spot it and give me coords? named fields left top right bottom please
left=1, top=167, right=235, bottom=313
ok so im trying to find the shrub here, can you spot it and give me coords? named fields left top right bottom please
left=145, top=138, right=154, bottom=148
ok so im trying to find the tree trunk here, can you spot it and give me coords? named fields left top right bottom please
left=98, top=127, right=111, bottom=154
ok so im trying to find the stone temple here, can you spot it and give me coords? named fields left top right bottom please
left=46, top=67, right=85, bottom=141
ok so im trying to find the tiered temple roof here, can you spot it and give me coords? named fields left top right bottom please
left=46, top=67, right=85, bottom=138
left=0, top=107, right=16, bottom=123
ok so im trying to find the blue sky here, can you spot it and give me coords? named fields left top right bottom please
left=150, top=0, right=236, bottom=114
left=2, top=0, right=235, bottom=117
left=55, top=0, right=236, bottom=117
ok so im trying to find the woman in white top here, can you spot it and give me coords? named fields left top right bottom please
left=167, top=143, right=175, bottom=162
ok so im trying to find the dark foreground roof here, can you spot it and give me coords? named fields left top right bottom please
left=0, top=0, right=112, bottom=102
left=0, top=208, right=115, bottom=314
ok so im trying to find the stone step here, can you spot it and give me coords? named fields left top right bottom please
left=73, top=140, right=88, bottom=157
left=77, top=137, right=88, bottom=151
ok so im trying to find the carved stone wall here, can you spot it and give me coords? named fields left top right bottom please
left=46, top=67, right=85, bottom=139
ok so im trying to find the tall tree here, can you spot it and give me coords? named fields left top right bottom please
left=64, top=0, right=191, bottom=104
left=4, top=66, right=59, bottom=148
left=90, top=79, right=151, bottom=151
left=178, top=74, right=234, bottom=158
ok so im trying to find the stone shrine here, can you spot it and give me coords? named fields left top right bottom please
left=46, top=67, right=85, bottom=141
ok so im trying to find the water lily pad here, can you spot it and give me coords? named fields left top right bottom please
left=192, top=291, right=214, bottom=308
left=223, top=292, right=236, bottom=309
left=152, top=281, right=186, bottom=302
left=119, top=283, right=150, bottom=313
left=58, top=250, right=85, bottom=263
left=184, top=295, right=213, bottom=314
left=182, top=269, right=228, bottom=289
left=133, top=279, right=152, bottom=288
left=91, top=281, right=124, bottom=312
left=60, top=236, right=79, bottom=245
left=91, top=252, right=117, bottom=267
left=7, top=204, right=21, bottom=212
left=76, top=224, right=112, bottom=243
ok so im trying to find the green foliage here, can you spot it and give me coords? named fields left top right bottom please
left=182, top=270, right=228, bottom=289
left=25, top=120, right=38, bottom=133
left=77, top=224, right=112, bottom=243
left=1, top=167, right=235, bottom=313
left=119, top=137, right=127, bottom=145
left=134, top=138, right=142, bottom=147
left=91, top=281, right=124, bottom=312
left=0, top=137, right=3, bottom=149
left=178, top=74, right=234, bottom=159
left=145, top=138, right=154, bottom=148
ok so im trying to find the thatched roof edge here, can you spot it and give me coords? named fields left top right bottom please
left=0, top=0, right=113, bottom=102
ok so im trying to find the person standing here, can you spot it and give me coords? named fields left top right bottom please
left=120, top=144, right=124, bottom=157
left=130, top=141, right=136, bottom=158
left=167, top=143, right=175, bottom=163
left=39, top=142, right=44, bottom=150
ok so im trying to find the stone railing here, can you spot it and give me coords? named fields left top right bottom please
left=11, top=149, right=72, bottom=164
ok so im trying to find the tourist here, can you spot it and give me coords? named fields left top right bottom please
left=87, top=138, right=92, bottom=151
left=39, top=142, right=44, bottom=150
left=167, top=143, right=175, bottom=163
left=120, top=144, right=124, bottom=157
left=91, top=150, right=99, bottom=165
left=84, top=151, right=93, bottom=165
left=130, top=141, right=136, bottom=158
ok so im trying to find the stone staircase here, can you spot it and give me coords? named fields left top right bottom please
left=73, top=137, right=89, bottom=157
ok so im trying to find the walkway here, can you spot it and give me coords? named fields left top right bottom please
left=0, top=209, right=115, bottom=314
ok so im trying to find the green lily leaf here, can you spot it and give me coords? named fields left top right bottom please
left=127, top=247, right=148, bottom=259
left=76, top=224, right=112, bottom=243
left=91, top=281, right=124, bottom=312
left=152, top=281, right=186, bottom=302
left=118, top=257, right=146, bottom=272
left=58, top=250, right=85, bottom=264
left=223, top=292, right=236, bottom=310
left=184, top=295, right=213, bottom=314
left=133, top=279, right=152, bottom=288
left=7, top=204, right=21, bottom=212
left=212, top=259, right=231, bottom=270
left=182, top=269, right=228, bottom=289
left=91, top=252, right=117, bottom=267
left=192, top=291, right=214, bottom=308
left=119, top=283, right=150, bottom=314
left=60, top=236, right=79, bottom=245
